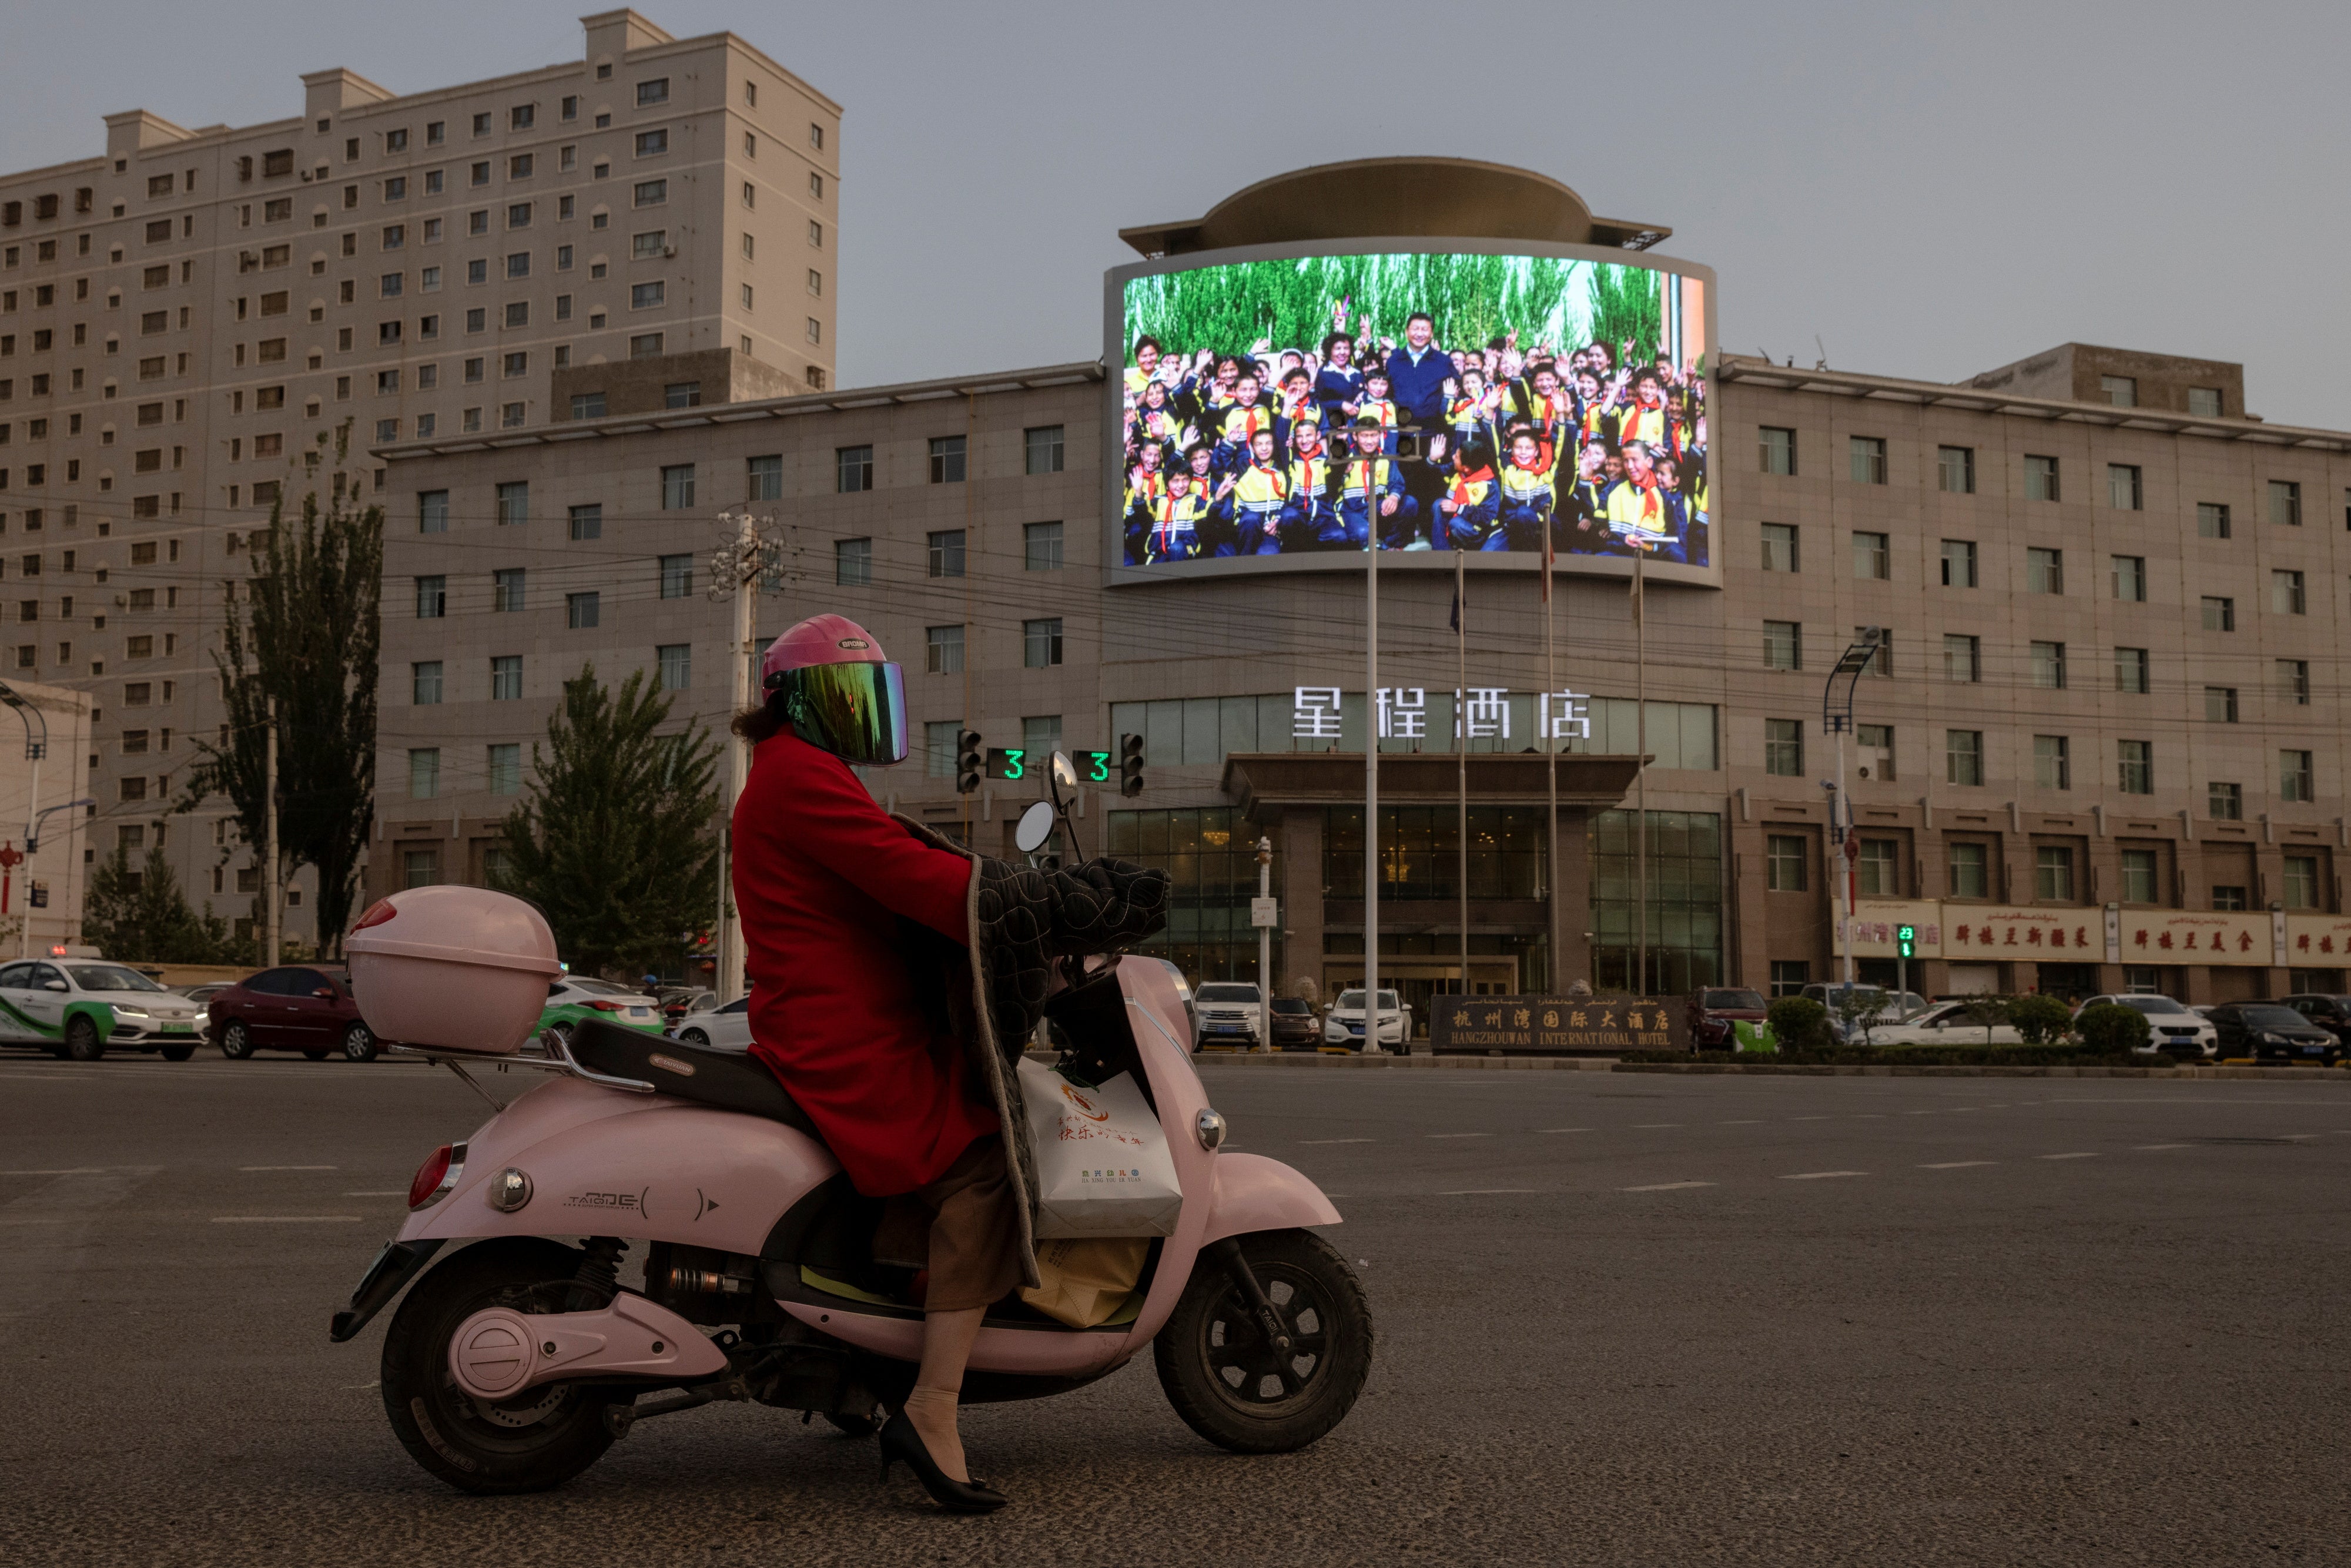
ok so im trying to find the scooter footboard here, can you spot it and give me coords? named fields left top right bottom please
left=1200, top=1152, right=1342, bottom=1244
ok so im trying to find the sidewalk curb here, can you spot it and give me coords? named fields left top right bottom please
left=1612, top=1061, right=2348, bottom=1080
left=1033, top=1050, right=1620, bottom=1071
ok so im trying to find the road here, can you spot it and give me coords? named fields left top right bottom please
left=3, top=1052, right=2347, bottom=1566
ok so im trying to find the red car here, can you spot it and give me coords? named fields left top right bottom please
left=207, top=965, right=385, bottom=1062
left=1686, top=986, right=1769, bottom=1049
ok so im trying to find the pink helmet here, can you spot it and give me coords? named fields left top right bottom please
left=760, top=614, right=907, bottom=766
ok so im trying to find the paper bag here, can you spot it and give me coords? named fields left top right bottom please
left=1019, top=1236, right=1148, bottom=1328
left=1017, top=1057, right=1184, bottom=1239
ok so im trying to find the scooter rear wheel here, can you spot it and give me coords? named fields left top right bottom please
left=380, top=1238, right=621, bottom=1494
left=1154, top=1228, right=1372, bottom=1453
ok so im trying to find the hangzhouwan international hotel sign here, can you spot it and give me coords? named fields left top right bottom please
left=1430, top=995, right=1688, bottom=1056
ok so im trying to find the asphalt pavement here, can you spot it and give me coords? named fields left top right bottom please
left=3, top=1051, right=2348, bottom=1566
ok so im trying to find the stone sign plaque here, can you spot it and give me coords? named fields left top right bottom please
left=1429, top=995, right=1689, bottom=1056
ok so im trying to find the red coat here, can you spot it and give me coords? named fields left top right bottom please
left=734, top=731, right=997, bottom=1197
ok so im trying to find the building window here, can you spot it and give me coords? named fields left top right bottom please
left=2119, top=740, right=2154, bottom=796
left=1022, top=618, right=1063, bottom=669
left=1761, top=620, right=1800, bottom=671
left=805, top=317, right=820, bottom=344
left=925, top=624, right=964, bottom=676
left=566, top=591, right=598, bottom=629
left=1764, top=835, right=1807, bottom=893
left=2107, top=463, right=2142, bottom=511
left=1936, top=445, right=1974, bottom=494
left=2283, top=854, right=2320, bottom=910
left=1025, top=425, right=1066, bottom=475
left=2205, top=686, right=2239, bottom=723
left=493, top=568, right=525, bottom=612
left=1024, top=521, right=1064, bottom=572
left=1848, top=435, right=1886, bottom=485
left=2269, top=479, right=2302, bottom=527
left=2282, top=751, right=2315, bottom=803
left=658, top=554, right=692, bottom=598
left=2120, top=849, right=2159, bottom=906
left=746, top=453, right=782, bottom=501
left=2032, top=735, right=2071, bottom=790
left=2111, top=554, right=2146, bottom=602
left=2115, top=647, right=2151, bottom=693
left=925, top=720, right=960, bottom=780
left=1760, top=522, right=1797, bottom=572
left=656, top=643, right=690, bottom=691
left=2197, top=502, right=2231, bottom=539
left=2022, top=454, right=2060, bottom=502
left=1758, top=427, right=1796, bottom=475
left=927, top=529, right=966, bottom=579
left=487, top=743, right=521, bottom=796
left=1942, top=634, right=1981, bottom=684
left=2035, top=845, right=2076, bottom=901
left=2188, top=387, right=2223, bottom=417
left=928, top=435, right=966, bottom=485
left=490, top=655, right=522, bottom=700
left=400, top=849, right=439, bottom=890
left=1945, top=729, right=1984, bottom=786
left=411, top=661, right=443, bottom=704
left=567, top=503, right=601, bottom=541
left=414, top=575, right=446, bottom=618
left=1940, top=538, right=1977, bottom=587
left=660, top=463, right=695, bottom=510
left=2208, top=782, right=2243, bottom=822
left=418, top=490, right=448, bottom=534
left=1763, top=718, right=1803, bottom=777
left=1857, top=723, right=1895, bottom=782
left=495, top=480, right=527, bottom=527
left=2201, top=596, right=2235, bottom=632
left=2026, top=641, right=2065, bottom=689
left=2212, top=883, right=2248, bottom=910
left=1769, top=960, right=1810, bottom=997
left=2272, top=569, right=2306, bottom=615
left=2277, top=659, right=2310, bottom=706
left=628, top=333, right=664, bottom=359
left=634, top=129, right=668, bottom=158
left=1947, top=842, right=1987, bottom=899
left=2099, top=374, right=2136, bottom=408
left=633, top=180, right=667, bottom=208
left=1857, top=839, right=1898, bottom=897
left=407, top=748, right=439, bottom=800
left=835, top=538, right=872, bottom=587
left=2026, top=547, right=2064, bottom=594
left=835, top=444, right=872, bottom=493
left=631, top=281, right=665, bottom=310
left=1023, top=715, right=1063, bottom=756
left=1851, top=530, right=1888, bottom=579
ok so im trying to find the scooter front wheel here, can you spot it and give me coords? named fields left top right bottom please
left=1154, top=1228, right=1372, bottom=1453
left=380, top=1238, right=621, bottom=1494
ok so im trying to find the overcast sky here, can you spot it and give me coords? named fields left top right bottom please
left=7, top=1, right=2347, bottom=426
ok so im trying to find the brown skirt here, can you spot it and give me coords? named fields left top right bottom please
left=871, top=1134, right=1024, bottom=1313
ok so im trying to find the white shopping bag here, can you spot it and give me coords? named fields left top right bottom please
left=1017, top=1057, right=1184, bottom=1239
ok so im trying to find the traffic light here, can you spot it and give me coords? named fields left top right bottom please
left=1119, top=733, right=1145, bottom=798
left=1071, top=749, right=1114, bottom=785
left=955, top=730, right=983, bottom=795
left=1896, top=924, right=1917, bottom=959
left=986, top=747, right=1026, bottom=781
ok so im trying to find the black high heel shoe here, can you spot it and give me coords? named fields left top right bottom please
left=878, top=1410, right=1009, bottom=1514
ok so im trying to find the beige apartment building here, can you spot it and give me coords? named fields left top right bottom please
left=0, top=8, right=837, bottom=947
left=373, top=164, right=2351, bottom=1018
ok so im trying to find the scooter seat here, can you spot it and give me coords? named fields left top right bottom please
left=569, top=1017, right=821, bottom=1141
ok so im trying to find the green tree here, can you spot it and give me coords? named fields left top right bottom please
left=82, top=845, right=235, bottom=963
left=180, top=424, right=381, bottom=955
left=495, top=664, right=721, bottom=977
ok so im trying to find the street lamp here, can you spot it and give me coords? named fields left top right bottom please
left=0, top=681, right=47, bottom=959
left=1821, top=629, right=1884, bottom=997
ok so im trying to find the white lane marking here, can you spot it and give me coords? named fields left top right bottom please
left=343, top=1190, right=408, bottom=1197
left=0, top=1168, right=115, bottom=1176
left=1791, top=1116, right=1832, bottom=1122
left=1948, top=1107, right=1981, bottom=1113
left=1782, top=1171, right=1869, bottom=1181
left=1425, top=1133, right=1493, bottom=1140
left=1903, top=1110, right=1941, bottom=1116
left=1853, top=1114, right=1887, bottom=1120
left=344, top=1381, right=381, bottom=1392
left=1539, top=1127, right=1592, bottom=1134
left=2038, top=1152, right=2099, bottom=1161
left=1717, top=1120, right=1762, bottom=1125
left=2135, top=1144, right=2190, bottom=1151
left=1633, top=1123, right=1683, bottom=1129
left=239, top=1165, right=337, bottom=1172
left=1300, top=1138, right=1374, bottom=1145
left=1921, top=1161, right=1996, bottom=1170
left=1441, top=1188, right=1537, bottom=1196
left=1623, top=1181, right=1713, bottom=1192
left=209, top=1215, right=364, bottom=1224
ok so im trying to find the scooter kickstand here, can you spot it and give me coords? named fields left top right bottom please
left=1211, top=1237, right=1293, bottom=1354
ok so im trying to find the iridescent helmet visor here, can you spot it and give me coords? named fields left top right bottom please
left=772, top=660, right=907, bottom=766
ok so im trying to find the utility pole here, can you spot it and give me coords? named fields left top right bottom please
left=1455, top=548, right=1468, bottom=1012
left=1363, top=507, right=1382, bottom=1054
left=709, top=507, right=788, bottom=1004
left=0, top=682, right=48, bottom=959
left=1255, top=836, right=1272, bottom=1053
left=263, top=695, right=280, bottom=967
left=1543, top=494, right=1560, bottom=996
left=1634, top=548, right=1647, bottom=997
left=1823, top=629, right=1884, bottom=999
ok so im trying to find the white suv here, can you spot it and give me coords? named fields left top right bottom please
left=1192, top=982, right=1264, bottom=1050
left=2075, top=993, right=2217, bottom=1060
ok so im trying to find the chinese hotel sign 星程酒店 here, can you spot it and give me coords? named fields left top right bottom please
left=1429, top=994, right=1689, bottom=1056
left=1292, top=686, right=1594, bottom=742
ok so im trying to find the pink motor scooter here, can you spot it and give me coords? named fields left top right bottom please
left=330, top=882, right=1371, bottom=1495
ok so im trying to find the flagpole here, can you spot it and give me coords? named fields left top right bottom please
left=1364, top=476, right=1381, bottom=1054
left=1455, top=549, right=1468, bottom=1009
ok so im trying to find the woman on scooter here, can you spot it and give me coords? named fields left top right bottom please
left=729, top=614, right=1167, bottom=1515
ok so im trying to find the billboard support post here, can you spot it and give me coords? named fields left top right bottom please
left=1456, top=549, right=1468, bottom=1007
left=1543, top=487, right=1559, bottom=997
left=1635, top=547, right=1647, bottom=997
left=1364, top=537, right=1382, bottom=1054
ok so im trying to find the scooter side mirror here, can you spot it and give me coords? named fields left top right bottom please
left=1050, top=751, right=1079, bottom=790
left=1014, top=800, right=1057, bottom=856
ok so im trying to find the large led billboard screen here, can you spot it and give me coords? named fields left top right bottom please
left=1107, top=243, right=1713, bottom=583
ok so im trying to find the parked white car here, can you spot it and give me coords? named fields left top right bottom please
left=669, top=996, right=752, bottom=1053
left=1323, top=988, right=1410, bottom=1050
left=1192, top=981, right=1264, bottom=1050
left=2074, top=993, right=2218, bottom=1059
left=1868, top=1000, right=2024, bottom=1046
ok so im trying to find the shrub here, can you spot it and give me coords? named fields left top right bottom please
left=2008, top=994, right=2075, bottom=1046
left=1765, top=996, right=1831, bottom=1053
left=2075, top=1002, right=2152, bottom=1056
